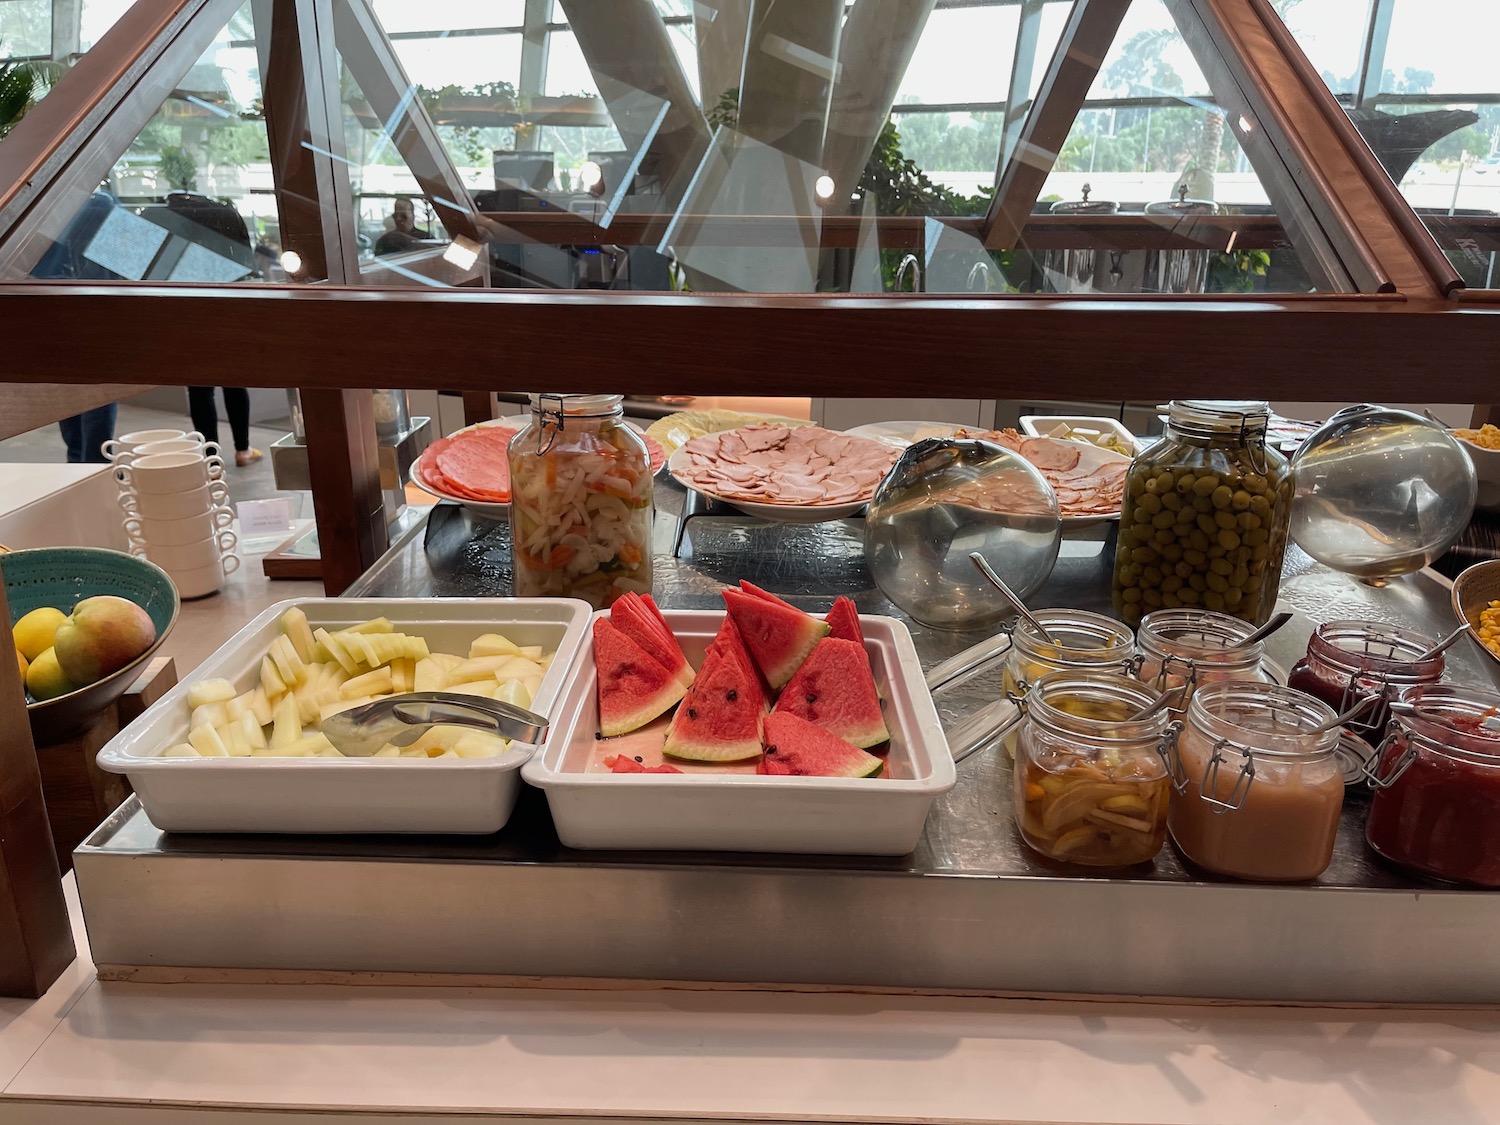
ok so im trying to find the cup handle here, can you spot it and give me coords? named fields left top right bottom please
left=204, top=459, right=225, bottom=480
left=101, top=439, right=121, bottom=458
left=185, top=431, right=206, bottom=443
left=217, top=530, right=239, bottom=552
left=211, top=507, right=234, bottom=529
left=115, top=466, right=134, bottom=488
left=122, top=517, right=143, bottom=537
left=209, top=482, right=230, bottom=504
left=201, top=441, right=222, bottom=459
left=221, top=554, right=242, bottom=575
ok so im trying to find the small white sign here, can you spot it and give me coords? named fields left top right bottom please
left=237, top=498, right=293, bottom=535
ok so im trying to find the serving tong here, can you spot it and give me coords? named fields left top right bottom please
left=320, top=691, right=549, bottom=758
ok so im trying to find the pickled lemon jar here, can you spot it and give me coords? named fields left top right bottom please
left=1113, top=400, right=1291, bottom=627
left=998, top=609, right=1136, bottom=755
left=509, top=393, right=653, bottom=609
left=1013, top=671, right=1178, bottom=867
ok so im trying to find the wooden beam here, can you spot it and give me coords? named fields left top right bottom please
left=0, top=384, right=153, bottom=442
left=301, top=388, right=387, bottom=595
left=463, top=391, right=495, bottom=426
left=0, top=580, right=74, bottom=998
left=982, top=0, right=1129, bottom=250
left=0, top=285, right=1497, bottom=402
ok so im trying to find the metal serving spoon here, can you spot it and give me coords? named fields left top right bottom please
left=321, top=691, right=549, bottom=757
left=968, top=552, right=1057, bottom=643
left=1237, top=611, right=1293, bottom=650
left=1415, top=625, right=1468, bottom=662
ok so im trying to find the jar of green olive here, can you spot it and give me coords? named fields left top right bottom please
left=1112, top=401, right=1291, bottom=628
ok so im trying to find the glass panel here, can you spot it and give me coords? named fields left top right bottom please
left=1271, top=0, right=1365, bottom=97
left=369, top=0, right=524, bottom=35
left=1280, top=0, right=1500, bottom=288
left=5, top=2, right=274, bottom=283
left=1, top=0, right=133, bottom=139
left=895, top=6, right=1020, bottom=106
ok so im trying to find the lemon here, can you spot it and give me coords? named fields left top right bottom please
left=14, top=607, right=68, bottom=662
left=15, top=648, right=26, bottom=681
left=25, top=647, right=76, bottom=701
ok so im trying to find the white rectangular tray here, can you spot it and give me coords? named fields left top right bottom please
left=523, top=610, right=956, bottom=855
left=97, top=597, right=592, bottom=834
left=1020, top=413, right=1144, bottom=454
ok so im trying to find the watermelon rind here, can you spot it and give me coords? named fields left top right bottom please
left=723, top=588, right=829, bottom=689
left=772, top=637, right=890, bottom=748
left=664, top=646, right=764, bottom=762
left=760, top=712, right=883, bottom=778
left=593, top=618, right=687, bottom=737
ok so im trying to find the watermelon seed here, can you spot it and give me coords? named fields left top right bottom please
left=594, top=732, right=603, bottom=740
left=634, top=756, right=643, bottom=762
left=688, top=707, right=698, bottom=719
left=726, top=689, right=738, bottom=701
left=806, top=693, right=817, bottom=704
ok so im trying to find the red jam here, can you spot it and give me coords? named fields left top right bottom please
left=1366, top=706, right=1500, bottom=887
left=1286, top=622, right=1444, bottom=740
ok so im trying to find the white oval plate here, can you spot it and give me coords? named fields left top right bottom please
left=666, top=445, right=868, bottom=524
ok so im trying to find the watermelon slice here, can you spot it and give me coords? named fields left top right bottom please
left=605, top=754, right=682, bottom=775
left=663, top=645, right=764, bottom=762
left=825, top=596, right=865, bottom=648
left=593, top=618, right=687, bottom=737
left=760, top=712, right=884, bottom=778
left=611, top=594, right=692, bottom=688
left=738, top=580, right=799, bottom=611
left=722, top=588, right=828, bottom=689
left=772, top=637, right=889, bottom=748
left=705, top=613, right=767, bottom=708
left=639, top=594, right=674, bottom=639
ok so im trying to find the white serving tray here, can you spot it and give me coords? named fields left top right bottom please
left=97, top=597, right=592, bottom=834
left=523, top=610, right=956, bottom=855
left=1020, top=413, right=1145, bottom=454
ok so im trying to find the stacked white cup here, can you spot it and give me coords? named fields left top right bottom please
left=107, top=430, right=241, bottom=598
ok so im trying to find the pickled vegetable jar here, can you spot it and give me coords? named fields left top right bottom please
left=1133, top=608, right=1268, bottom=714
left=1169, top=682, right=1344, bottom=881
left=1286, top=620, right=1444, bottom=743
left=1000, top=609, right=1136, bottom=755
left=1366, top=685, right=1500, bottom=887
left=1113, top=400, right=1291, bottom=627
left=1014, top=671, right=1177, bottom=867
left=509, top=393, right=652, bottom=608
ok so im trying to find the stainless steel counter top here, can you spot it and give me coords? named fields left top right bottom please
left=74, top=482, right=1500, bottom=1002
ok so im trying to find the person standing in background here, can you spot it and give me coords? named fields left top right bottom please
left=58, top=404, right=117, bottom=463
left=188, top=387, right=261, bottom=466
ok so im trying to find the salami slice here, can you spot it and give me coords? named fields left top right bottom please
left=432, top=426, right=517, bottom=503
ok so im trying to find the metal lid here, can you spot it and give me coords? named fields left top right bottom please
left=1166, top=399, right=1271, bottom=435
left=1049, top=183, right=1119, bottom=215
left=527, top=392, right=624, bottom=416
left=1145, top=183, right=1220, bottom=216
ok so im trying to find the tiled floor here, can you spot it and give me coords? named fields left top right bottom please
left=0, top=399, right=325, bottom=678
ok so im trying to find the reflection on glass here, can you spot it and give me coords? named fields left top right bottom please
left=0, top=0, right=132, bottom=141
left=10, top=3, right=272, bottom=283
left=1279, top=0, right=1500, bottom=287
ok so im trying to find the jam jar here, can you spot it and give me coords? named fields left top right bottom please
left=1113, top=400, right=1291, bottom=627
left=1169, top=682, right=1344, bottom=882
left=1285, top=621, right=1444, bottom=742
left=999, top=609, right=1136, bottom=755
left=508, top=393, right=653, bottom=609
left=1013, top=671, right=1178, bottom=867
left=1133, top=608, right=1269, bottom=714
left=1365, top=685, right=1500, bottom=887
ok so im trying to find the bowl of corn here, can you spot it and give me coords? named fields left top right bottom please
left=1451, top=559, right=1500, bottom=684
left=1452, top=424, right=1500, bottom=514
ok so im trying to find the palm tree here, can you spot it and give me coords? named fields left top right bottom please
left=0, top=55, right=42, bottom=139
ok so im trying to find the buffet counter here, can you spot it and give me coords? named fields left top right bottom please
left=10, top=481, right=1499, bottom=1123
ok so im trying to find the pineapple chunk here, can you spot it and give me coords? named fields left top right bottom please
left=217, top=720, right=252, bottom=757
left=343, top=631, right=382, bottom=668
left=280, top=606, right=317, bottom=663
left=247, top=687, right=274, bottom=727
left=241, top=711, right=267, bottom=750
left=410, top=726, right=465, bottom=754
left=413, top=657, right=445, bottom=693
left=470, top=633, right=520, bottom=658
left=270, top=692, right=302, bottom=748
left=427, top=652, right=463, bottom=673
left=517, top=645, right=543, bottom=660
left=372, top=745, right=401, bottom=757
left=188, top=724, right=229, bottom=757
left=447, top=655, right=511, bottom=684
left=186, top=679, right=237, bottom=710
left=224, top=692, right=253, bottom=723
left=341, top=666, right=393, bottom=699
left=447, top=680, right=497, bottom=700
left=160, top=743, right=201, bottom=758
left=453, top=731, right=509, bottom=758
left=260, top=655, right=287, bottom=698
left=494, top=678, right=533, bottom=709
left=284, top=732, right=337, bottom=757
left=493, top=655, right=544, bottom=682
left=389, top=658, right=415, bottom=695
left=190, top=702, right=229, bottom=730
left=315, top=628, right=359, bottom=674
left=343, top=617, right=393, bottom=635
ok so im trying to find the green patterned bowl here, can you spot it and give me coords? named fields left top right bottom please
left=1, top=547, right=179, bottom=745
